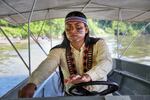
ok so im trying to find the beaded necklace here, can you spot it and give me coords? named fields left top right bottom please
left=66, top=44, right=93, bottom=75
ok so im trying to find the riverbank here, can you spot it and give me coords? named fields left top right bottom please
left=0, top=37, right=27, bottom=44
left=0, top=36, right=56, bottom=44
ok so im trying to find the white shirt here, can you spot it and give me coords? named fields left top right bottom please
left=29, top=39, right=112, bottom=92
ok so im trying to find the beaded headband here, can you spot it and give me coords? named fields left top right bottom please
left=65, top=16, right=87, bottom=25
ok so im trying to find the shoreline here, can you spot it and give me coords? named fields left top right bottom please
left=0, top=36, right=27, bottom=44
left=0, top=35, right=64, bottom=44
left=0, top=37, right=53, bottom=44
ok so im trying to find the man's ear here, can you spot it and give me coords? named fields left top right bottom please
left=85, top=26, right=89, bottom=33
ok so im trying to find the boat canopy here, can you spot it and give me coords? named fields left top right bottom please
left=0, top=0, right=150, bottom=24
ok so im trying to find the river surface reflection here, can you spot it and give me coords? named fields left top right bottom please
left=0, top=35, right=150, bottom=96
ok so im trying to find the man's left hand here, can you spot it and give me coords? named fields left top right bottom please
left=67, top=74, right=92, bottom=84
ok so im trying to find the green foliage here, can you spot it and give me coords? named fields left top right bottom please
left=0, top=19, right=9, bottom=26
left=97, top=20, right=149, bottom=36
left=112, top=21, right=127, bottom=32
left=97, top=20, right=112, bottom=29
left=1, top=27, right=23, bottom=38
left=0, top=19, right=65, bottom=38
left=0, top=19, right=149, bottom=39
left=47, top=19, right=64, bottom=38
left=88, top=19, right=106, bottom=35
left=105, top=27, right=114, bottom=34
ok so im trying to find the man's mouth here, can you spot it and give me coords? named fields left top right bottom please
left=69, top=35, right=80, bottom=42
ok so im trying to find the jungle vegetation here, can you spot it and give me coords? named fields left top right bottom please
left=0, top=19, right=149, bottom=39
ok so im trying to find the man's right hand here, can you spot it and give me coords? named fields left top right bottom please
left=18, top=83, right=37, bottom=98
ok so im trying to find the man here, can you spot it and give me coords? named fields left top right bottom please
left=19, top=11, right=112, bottom=97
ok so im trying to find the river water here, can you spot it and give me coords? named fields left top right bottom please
left=0, top=35, right=150, bottom=96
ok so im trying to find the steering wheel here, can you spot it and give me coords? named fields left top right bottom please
left=68, top=81, right=119, bottom=96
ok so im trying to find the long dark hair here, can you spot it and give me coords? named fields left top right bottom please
left=58, top=11, right=91, bottom=93
left=52, top=11, right=100, bottom=94
left=65, top=11, right=87, bottom=19
left=62, top=11, right=90, bottom=47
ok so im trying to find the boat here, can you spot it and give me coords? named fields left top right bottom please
left=0, top=0, right=150, bottom=100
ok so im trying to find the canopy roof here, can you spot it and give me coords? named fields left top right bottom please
left=0, top=0, right=150, bottom=24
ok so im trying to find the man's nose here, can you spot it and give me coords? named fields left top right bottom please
left=70, top=26, right=76, bottom=33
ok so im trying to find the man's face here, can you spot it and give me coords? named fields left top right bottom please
left=65, top=21, right=88, bottom=43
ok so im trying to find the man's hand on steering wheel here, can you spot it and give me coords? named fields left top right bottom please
left=65, top=74, right=92, bottom=84
left=65, top=74, right=95, bottom=92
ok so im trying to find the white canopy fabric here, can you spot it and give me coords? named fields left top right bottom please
left=0, top=0, right=150, bottom=24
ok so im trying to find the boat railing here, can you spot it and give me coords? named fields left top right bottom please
left=33, top=71, right=57, bottom=97
left=109, top=59, right=150, bottom=95
left=33, top=68, right=64, bottom=97
left=1, top=69, right=62, bottom=98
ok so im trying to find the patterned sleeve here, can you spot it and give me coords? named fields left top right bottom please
left=28, top=48, right=62, bottom=85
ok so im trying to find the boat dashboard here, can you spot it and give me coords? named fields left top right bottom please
left=1, top=96, right=150, bottom=100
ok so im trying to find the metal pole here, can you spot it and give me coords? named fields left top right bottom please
left=1, top=0, right=27, bottom=22
left=48, top=19, right=53, bottom=48
left=116, top=8, right=121, bottom=58
left=9, top=16, right=48, bottom=56
left=0, top=27, right=29, bottom=70
left=22, top=26, right=48, bottom=56
left=27, top=0, right=37, bottom=75
left=1, top=0, right=43, bottom=75
left=81, top=0, right=91, bottom=12
left=37, top=10, right=49, bottom=40
left=119, top=22, right=150, bottom=58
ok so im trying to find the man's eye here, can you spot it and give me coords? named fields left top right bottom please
left=76, top=27, right=83, bottom=30
left=65, top=26, right=71, bottom=31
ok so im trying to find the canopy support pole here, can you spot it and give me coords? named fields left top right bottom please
left=1, top=0, right=27, bottom=22
left=27, top=0, right=37, bottom=75
left=8, top=17, right=48, bottom=56
left=36, top=10, right=49, bottom=40
left=0, top=27, right=29, bottom=70
left=81, top=0, right=92, bottom=12
left=119, top=22, right=150, bottom=58
left=116, top=8, right=121, bottom=58
left=1, top=0, right=48, bottom=75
